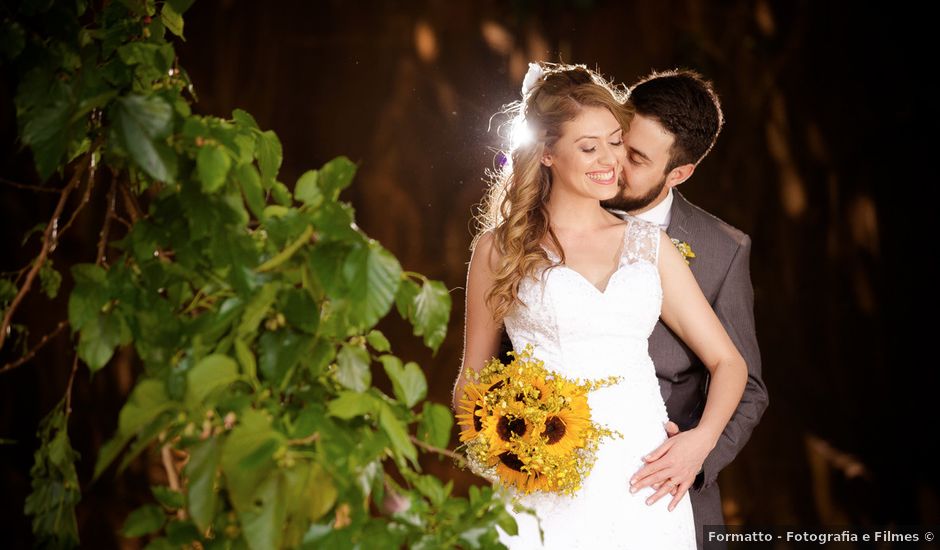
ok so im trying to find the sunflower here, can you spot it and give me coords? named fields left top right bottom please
left=539, top=389, right=592, bottom=458
left=494, top=449, right=551, bottom=493
left=454, top=343, right=624, bottom=496
left=456, top=381, right=490, bottom=443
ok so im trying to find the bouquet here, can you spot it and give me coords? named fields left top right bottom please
left=455, top=344, right=623, bottom=496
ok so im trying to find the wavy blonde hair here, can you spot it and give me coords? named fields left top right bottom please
left=474, top=63, right=635, bottom=322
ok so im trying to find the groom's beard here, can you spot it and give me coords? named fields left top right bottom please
left=600, top=173, right=668, bottom=212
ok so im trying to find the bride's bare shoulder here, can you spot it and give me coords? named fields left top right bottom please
left=470, top=230, right=501, bottom=273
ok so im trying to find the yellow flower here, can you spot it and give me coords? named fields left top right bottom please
left=539, top=387, right=591, bottom=457
left=454, top=343, right=623, bottom=496
left=456, top=381, right=490, bottom=443
left=670, top=238, right=696, bottom=265
left=495, top=450, right=550, bottom=493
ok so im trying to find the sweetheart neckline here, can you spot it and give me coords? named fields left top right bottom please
left=550, top=259, right=659, bottom=297
left=539, top=221, right=630, bottom=294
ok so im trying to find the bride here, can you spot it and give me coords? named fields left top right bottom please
left=451, top=62, right=748, bottom=549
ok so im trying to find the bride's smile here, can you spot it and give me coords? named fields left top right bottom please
left=540, top=105, right=626, bottom=202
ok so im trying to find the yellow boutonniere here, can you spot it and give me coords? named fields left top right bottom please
left=671, top=238, right=696, bottom=265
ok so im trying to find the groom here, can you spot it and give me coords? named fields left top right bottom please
left=602, top=69, right=769, bottom=549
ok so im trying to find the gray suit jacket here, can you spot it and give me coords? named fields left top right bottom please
left=650, top=189, right=768, bottom=548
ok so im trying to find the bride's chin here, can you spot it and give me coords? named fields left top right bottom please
left=598, top=189, right=620, bottom=201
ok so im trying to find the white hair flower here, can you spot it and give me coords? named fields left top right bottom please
left=521, top=62, right=543, bottom=97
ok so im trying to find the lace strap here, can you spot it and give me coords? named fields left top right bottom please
left=623, top=216, right=662, bottom=266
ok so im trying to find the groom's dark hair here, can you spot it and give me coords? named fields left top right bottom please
left=628, top=68, right=724, bottom=173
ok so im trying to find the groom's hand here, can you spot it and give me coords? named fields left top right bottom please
left=630, top=423, right=710, bottom=511
left=665, top=420, right=680, bottom=438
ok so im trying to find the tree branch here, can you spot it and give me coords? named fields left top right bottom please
left=96, top=178, right=117, bottom=267
left=0, top=156, right=90, bottom=352
left=0, top=319, right=69, bottom=375
left=0, top=176, right=63, bottom=193
left=161, top=441, right=189, bottom=520
left=409, top=434, right=467, bottom=468
left=118, top=179, right=145, bottom=223
left=58, top=157, right=97, bottom=238
left=287, top=432, right=321, bottom=446
left=64, top=353, right=79, bottom=415
left=0, top=137, right=102, bottom=354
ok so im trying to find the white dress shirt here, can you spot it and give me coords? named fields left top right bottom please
left=608, top=187, right=674, bottom=229
left=632, top=187, right=674, bottom=229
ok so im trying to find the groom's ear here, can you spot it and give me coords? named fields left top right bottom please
left=666, top=163, right=695, bottom=187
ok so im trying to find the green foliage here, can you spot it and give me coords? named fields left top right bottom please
left=3, top=1, right=516, bottom=548
left=23, top=399, right=81, bottom=549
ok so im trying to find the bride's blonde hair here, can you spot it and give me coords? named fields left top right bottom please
left=474, top=63, right=634, bottom=322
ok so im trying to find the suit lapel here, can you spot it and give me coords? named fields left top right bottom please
left=666, top=188, right=694, bottom=238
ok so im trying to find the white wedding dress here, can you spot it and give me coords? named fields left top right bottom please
left=491, top=214, right=697, bottom=549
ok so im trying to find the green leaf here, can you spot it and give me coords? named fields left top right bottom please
left=318, top=156, right=357, bottom=200
left=327, top=391, right=378, bottom=420
left=417, top=402, right=453, bottom=449
left=239, top=470, right=287, bottom=550
left=186, top=354, right=240, bottom=407
left=412, top=280, right=451, bottom=354
left=21, top=99, right=71, bottom=182
left=257, top=224, right=312, bottom=272
left=270, top=180, right=292, bottom=206
left=165, top=521, right=200, bottom=545
left=68, top=264, right=108, bottom=331
left=234, top=338, right=258, bottom=382
left=196, top=144, right=231, bottom=193
left=257, top=130, right=282, bottom=187
left=160, top=3, right=184, bottom=39
left=257, top=329, right=307, bottom=387
left=184, top=437, right=221, bottom=532
left=0, top=278, right=18, bottom=306
left=167, top=0, right=196, bottom=15
left=365, top=330, right=390, bottom=352
left=151, top=486, right=184, bottom=510
left=144, top=538, right=176, bottom=550
left=237, top=283, right=278, bottom=338
left=235, top=163, right=265, bottom=219
left=406, top=471, right=449, bottom=507
left=77, top=311, right=131, bottom=371
left=94, top=378, right=177, bottom=481
left=117, top=411, right=176, bottom=474
left=310, top=201, right=360, bottom=242
left=280, top=287, right=319, bottom=334
left=378, top=355, right=426, bottom=408
left=113, top=94, right=177, bottom=182
left=335, top=343, right=370, bottom=392
left=221, top=409, right=284, bottom=512
left=394, top=277, right=420, bottom=320
left=38, top=260, right=62, bottom=299
left=342, top=241, right=402, bottom=331
left=24, top=401, right=80, bottom=548
left=117, top=379, right=175, bottom=435
left=122, top=504, right=166, bottom=537
left=378, top=403, right=417, bottom=467
left=295, top=170, right=323, bottom=208
left=232, top=108, right=259, bottom=130
left=300, top=462, right=336, bottom=522
left=308, top=241, right=353, bottom=298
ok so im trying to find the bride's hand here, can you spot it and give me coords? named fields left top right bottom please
left=629, top=425, right=715, bottom=511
